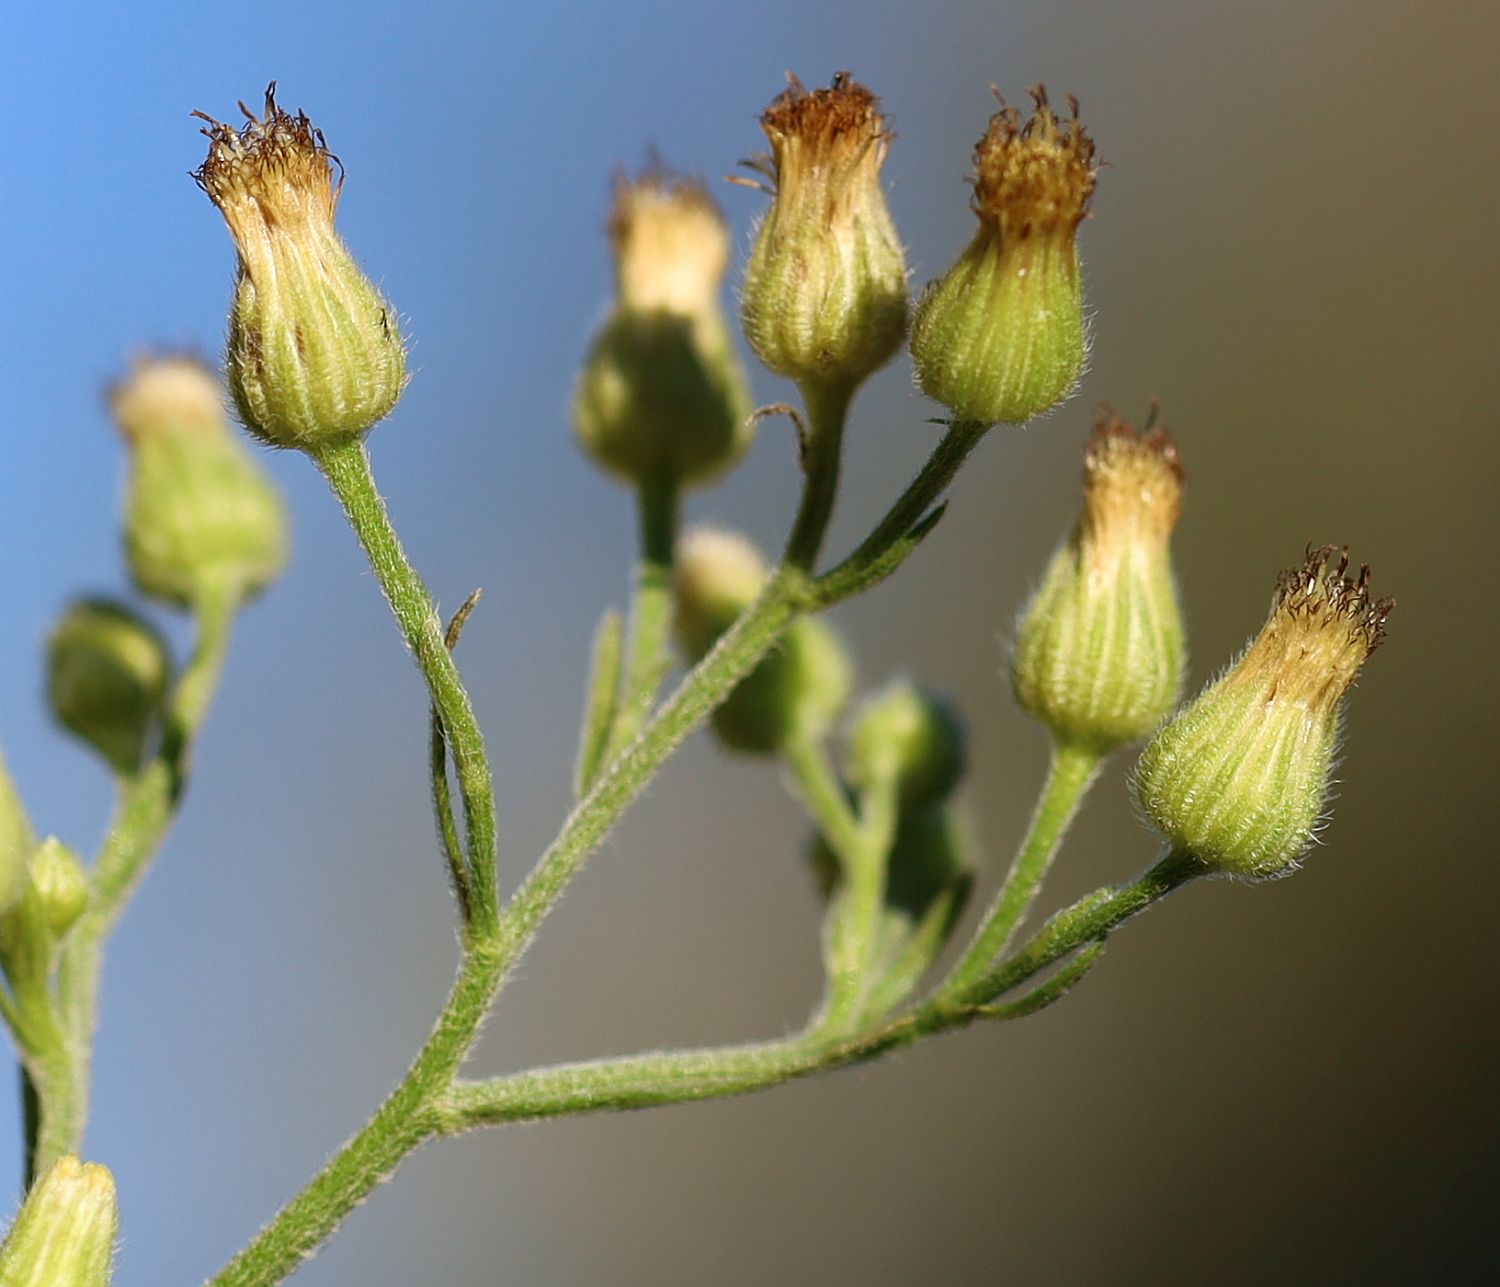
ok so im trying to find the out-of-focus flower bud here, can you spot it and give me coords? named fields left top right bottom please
left=194, top=84, right=406, bottom=448
left=0, top=752, right=34, bottom=917
left=47, top=599, right=171, bottom=776
left=574, top=169, right=753, bottom=489
left=911, top=87, right=1097, bottom=425
left=0, top=1155, right=117, bottom=1287
left=845, top=680, right=967, bottom=812
left=1012, top=411, right=1185, bottom=752
left=674, top=528, right=852, bottom=754
left=1134, top=547, right=1393, bottom=880
left=739, top=72, right=908, bottom=394
left=26, top=838, right=90, bottom=939
left=112, top=355, right=289, bottom=607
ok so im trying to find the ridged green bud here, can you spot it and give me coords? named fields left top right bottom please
left=911, top=88, right=1097, bottom=425
left=0, top=753, right=34, bottom=917
left=674, top=529, right=852, bottom=754
left=0, top=1155, right=118, bottom=1287
left=845, top=680, right=967, bottom=813
left=27, top=838, right=89, bottom=939
left=112, top=356, right=289, bottom=607
left=1134, top=547, right=1393, bottom=880
left=574, top=169, right=754, bottom=489
left=739, top=73, right=908, bottom=393
left=1012, top=412, right=1185, bottom=752
left=47, top=599, right=171, bottom=776
left=194, top=84, right=406, bottom=448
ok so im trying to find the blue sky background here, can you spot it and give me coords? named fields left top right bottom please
left=2, top=2, right=1497, bottom=1283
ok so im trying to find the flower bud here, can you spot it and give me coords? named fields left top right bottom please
left=112, top=355, right=289, bottom=606
left=0, top=752, right=34, bottom=917
left=739, top=73, right=908, bottom=392
left=674, top=528, right=852, bottom=754
left=845, top=680, right=967, bottom=813
left=26, top=837, right=89, bottom=938
left=574, top=169, right=753, bottom=489
left=47, top=599, right=172, bottom=776
left=1011, top=411, right=1185, bottom=752
left=1134, top=547, right=1393, bottom=880
left=911, top=88, right=1097, bottom=425
left=194, top=84, right=406, bottom=448
left=0, top=1155, right=117, bottom=1287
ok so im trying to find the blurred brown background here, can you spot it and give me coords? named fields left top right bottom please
left=4, top=0, right=1497, bottom=1282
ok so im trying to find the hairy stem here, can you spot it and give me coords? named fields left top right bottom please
left=783, top=381, right=853, bottom=572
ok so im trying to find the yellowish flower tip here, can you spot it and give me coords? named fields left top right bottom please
left=910, top=85, right=1098, bottom=426
left=1011, top=406, right=1185, bottom=753
left=609, top=170, right=730, bottom=316
left=971, top=85, right=1097, bottom=241
left=739, top=71, right=908, bottom=391
left=1134, top=546, right=1393, bottom=880
left=108, top=354, right=227, bottom=442
left=193, top=82, right=406, bottom=449
left=0, top=1155, right=117, bottom=1287
left=1079, top=406, right=1184, bottom=566
left=673, top=527, right=768, bottom=658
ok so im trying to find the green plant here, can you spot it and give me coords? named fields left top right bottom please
left=0, top=73, right=1391, bottom=1284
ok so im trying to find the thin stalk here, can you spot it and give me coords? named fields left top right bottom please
left=313, top=439, right=500, bottom=935
left=783, top=381, right=853, bottom=572
left=601, top=476, right=679, bottom=762
left=48, top=579, right=239, bottom=1173
left=942, top=740, right=1103, bottom=998
left=435, top=851, right=1202, bottom=1133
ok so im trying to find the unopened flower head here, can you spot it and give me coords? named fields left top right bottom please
left=48, top=598, right=172, bottom=776
left=27, top=837, right=89, bottom=938
left=575, top=168, right=753, bottom=489
left=0, top=752, right=34, bottom=917
left=740, top=72, right=908, bottom=393
left=911, top=87, right=1098, bottom=425
left=0, top=1155, right=117, bottom=1287
left=1012, top=409, right=1185, bottom=752
left=674, top=528, right=852, bottom=754
left=194, top=84, right=406, bottom=448
left=111, top=355, right=288, bottom=606
left=845, top=680, right=967, bottom=813
left=1134, top=547, right=1393, bottom=880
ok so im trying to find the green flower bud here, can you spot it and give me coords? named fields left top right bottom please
left=0, top=1155, right=118, bottom=1287
left=112, top=355, right=289, bottom=607
left=574, top=169, right=754, bottom=489
left=47, top=599, right=171, bottom=776
left=845, top=680, right=967, bottom=813
left=194, top=84, right=406, bottom=449
left=0, top=753, right=34, bottom=917
left=674, top=528, right=853, bottom=754
left=1011, top=411, right=1185, bottom=752
left=911, top=87, right=1097, bottom=425
left=739, top=73, right=908, bottom=393
left=27, top=838, right=90, bottom=939
left=1134, top=547, right=1393, bottom=880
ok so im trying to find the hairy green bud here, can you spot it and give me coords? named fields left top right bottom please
left=674, top=529, right=853, bottom=754
left=27, top=837, right=89, bottom=939
left=0, top=1155, right=118, bottom=1287
left=47, top=598, right=171, bottom=776
left=1134, top=547, right=1393, bottom=880
left=911, top=87, right=1097, bottom=425
left=574, top=169, right=753, bottom=489
left=740, top=73, right=908, bottom=394
left=112, top=355, right=289, bottom=606
left=0, top=753, right=34, bottom=917
left=845, top=680, right=967, bottom=813
left=194, top=84, right=406, bottom=448
left=1012, top=412, right=1185, bottom=752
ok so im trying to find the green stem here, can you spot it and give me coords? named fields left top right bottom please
left=435, top=851, right=1202, bottom=1133
left=783, top=381, right=853, bottom=573
left=942, top=740, right=1103, bottom=998
left=781, top=736, right=860, bottom=862
left=46, top=579, right=239, bottom=1174
left=208, top=941, right=504, bottom=1287
left=819, top=773, right=898, bottom=1034
left=600, top=476, right=679, bottom=762
left=313, top=439, right=500, bottom=936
